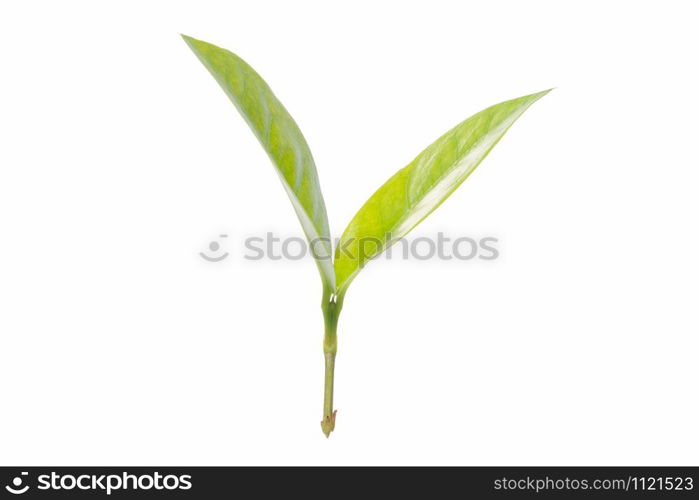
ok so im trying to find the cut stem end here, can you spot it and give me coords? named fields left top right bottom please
left=321, top=410, right=337, bottom=438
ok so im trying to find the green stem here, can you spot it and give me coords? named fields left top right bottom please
left=322, top=352, right=336, bottom=433
left=320, top=287, right=343, bottom=437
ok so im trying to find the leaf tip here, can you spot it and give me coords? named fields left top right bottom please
left=534, top=87, right=555, bottom=100
left=181, top=34, right=209, bottom=54
left=180, top=33, right=197, bottom=48
left=516, top=87, right=553, bottom=110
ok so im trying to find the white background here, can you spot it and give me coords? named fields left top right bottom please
left=1, top=0, right=697, bottom=465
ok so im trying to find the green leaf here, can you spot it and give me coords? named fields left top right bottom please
left=182, top=35, right=335, bottom=289
left=333, top=89, right=551, bottom=294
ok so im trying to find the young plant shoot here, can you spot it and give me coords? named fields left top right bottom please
left=183, top=35, right=549, bottom=437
